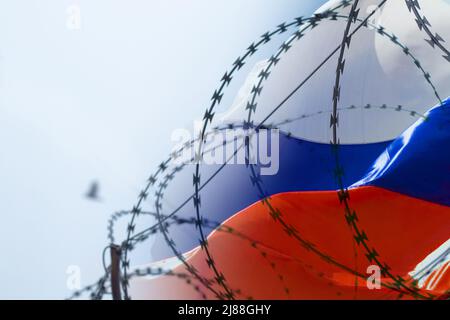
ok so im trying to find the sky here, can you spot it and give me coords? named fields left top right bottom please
left=0, top=0, right=325, bottom=299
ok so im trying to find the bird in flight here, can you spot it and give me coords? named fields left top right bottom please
left=85, top=181, right=101, bottom=201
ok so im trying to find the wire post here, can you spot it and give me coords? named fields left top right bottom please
left=110, top=244, right=122, bottom=300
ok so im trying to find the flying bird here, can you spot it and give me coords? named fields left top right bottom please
left=85, top=181, right=101, bottom=201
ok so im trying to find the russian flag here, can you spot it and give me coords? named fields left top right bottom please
left=130, top=98, right=450, bottom=300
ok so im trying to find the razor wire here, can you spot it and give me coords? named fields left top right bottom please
left=71, top=101, right=419, bottom=300
left=241, top=0, right=442, bottom=300
left=120, top=0, right=354, bottom=300
left=185, top=1, right=435, bottom=300
left=405, top=0, right=450, bottom=63
left=330, top=0, right=431, bottom=299
left=71, top=0, right=449, bottom=300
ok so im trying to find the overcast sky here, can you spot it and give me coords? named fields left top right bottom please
left=0, top=0, right=324, bottom=299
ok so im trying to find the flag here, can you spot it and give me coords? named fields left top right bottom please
left=131, top=98, right=450, bottom=300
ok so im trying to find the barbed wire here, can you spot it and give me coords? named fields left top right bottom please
left=138, top=0, right=441, bottom=300
left=75, top=0, right=449, bottom=300
left=188, top=0, right=361, bottom=301
left=101, top=100, right=424, bottom=299
left=331, top=0, right=432, bottom=299
left=84, top=199, right=403, bottom=300
left=405, top=0, right=450, bottom=62
left=117, top=0, right=354, bottom=300
left=106, top=99, right=425, bottom=246
left=73, top=209, right=329, bottom=299
left=240, top=0, right=441, bottom=300
left=117, top=102, right=422, bottom=248
left=331, top=1, right=362, bottom=299
left=239, top=0, right=439, bottom=299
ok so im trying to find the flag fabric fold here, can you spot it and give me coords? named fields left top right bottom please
left=132, top=99, right=450, bottom=300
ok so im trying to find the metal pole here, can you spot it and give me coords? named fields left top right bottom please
left=110, top=244, right=122, bottom=300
